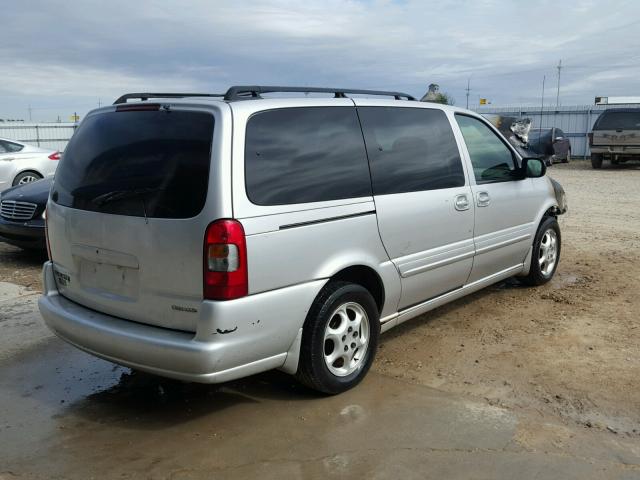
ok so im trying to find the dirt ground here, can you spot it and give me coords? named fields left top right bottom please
left=1, top=159, right=638, bottom=442
left=375, top=160, right=640, bottom=436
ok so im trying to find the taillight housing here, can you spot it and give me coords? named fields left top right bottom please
left=48, top=151, right=61, bottom=160
left=588, top=132, right=593, bottom=146
left=203, top=219, right=248, bottom=301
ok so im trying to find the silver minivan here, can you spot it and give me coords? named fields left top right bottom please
left=39, top=86, right=567, bottom=394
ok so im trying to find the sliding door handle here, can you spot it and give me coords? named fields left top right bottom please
left=477, top=191, right=491, bottom=207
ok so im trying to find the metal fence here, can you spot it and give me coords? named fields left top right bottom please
left=0, top=122, right=77, bottom=152
left=474, top=104, right=640, bottom=157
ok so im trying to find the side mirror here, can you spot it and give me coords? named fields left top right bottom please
left=521, top=157, right=546, bottom=178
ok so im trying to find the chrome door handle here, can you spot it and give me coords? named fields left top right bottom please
left=454, top=194, right=470, bottom=211
left=477, top=191, right=491, bottom=207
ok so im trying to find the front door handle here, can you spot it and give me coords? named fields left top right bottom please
left=477, top=191, right=491, bottom=207
left=454, top=194, right=470, bottom=211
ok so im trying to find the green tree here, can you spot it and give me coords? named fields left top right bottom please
left=431, top=92, right=455, bottom=105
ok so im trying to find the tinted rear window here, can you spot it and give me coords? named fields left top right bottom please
left=358, top=107, right=465, bottom=195
left=53, top=109, right=214, bottom=218
left=595, top=111, right=640, bottom=130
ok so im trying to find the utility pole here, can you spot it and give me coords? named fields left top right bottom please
left=465, top=78, right=471, bottom=109
left=539, top=75, right=546, bottom=151
left=556, top=59, right=562, bottom=108
left=28, top=104, right=32, bottom=122
left=98, top=98, right=102, bottom=108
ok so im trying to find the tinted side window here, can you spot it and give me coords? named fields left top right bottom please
left=245, top=107, right=371, bottom=206
left=455, top=114, right=517, bottom=184
left=0, top=141, right=23, bottom=153
left=358, top=107, right=465, bottom=195
left=4, top=141, right=24, bottom=152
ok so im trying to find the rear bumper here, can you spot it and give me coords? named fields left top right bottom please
left=38, top=262, right=324, bottom=383
left=591, top=146, right=640, bottom=155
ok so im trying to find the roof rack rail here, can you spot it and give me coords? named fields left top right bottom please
left=223, top=86, right=416, bottom=101
left=113, top=92, right=225, bottom=105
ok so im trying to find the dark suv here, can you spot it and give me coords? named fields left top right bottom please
left=589, top=108, right=640, bottom=168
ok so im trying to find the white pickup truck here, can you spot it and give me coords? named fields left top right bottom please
left=589, top=108, right=640, bottom=169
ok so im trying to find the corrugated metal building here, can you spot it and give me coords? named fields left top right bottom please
left=474, top=104, right=640, bottom=157
left=0, top=122, right=77, bottom=152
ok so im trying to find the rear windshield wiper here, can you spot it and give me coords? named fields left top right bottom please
left=91, top=187, right=163, bottom=206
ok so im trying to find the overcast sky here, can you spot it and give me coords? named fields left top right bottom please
left=2, top=0, right=639, bottom=121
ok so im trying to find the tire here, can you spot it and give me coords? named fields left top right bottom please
left=296, top=281, right=380, bottom=394
left=591, top=153, right=603, bottom=169
left=562, top=150, right=571, bottom=163
left=12, top=171, right=43, bottom=186
left=520, top=216, right=561, bottom=286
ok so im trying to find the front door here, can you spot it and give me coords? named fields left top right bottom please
left=356, top=103, right=475, bottom=310
left=454, top=114, right=539, bottom=283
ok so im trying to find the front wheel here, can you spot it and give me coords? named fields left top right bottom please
left=296, top=281, right=380, bottom=394
left=520, top=216, right=561, bottom=286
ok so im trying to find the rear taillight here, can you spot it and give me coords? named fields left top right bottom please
left=48, top=151, right=61, bottom=160
left=203, top=219, right=248, bottom=301
left=588, top=133, right=593, bottom=146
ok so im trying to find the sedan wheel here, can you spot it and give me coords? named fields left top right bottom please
left=12, top=171, right=43, bottom=186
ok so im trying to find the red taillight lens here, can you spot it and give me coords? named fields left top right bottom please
left=203, top=219, right=248, bottom=301
left=588, top=132, right=593, bottom=146
left=48, top=151, right=61, bottom=160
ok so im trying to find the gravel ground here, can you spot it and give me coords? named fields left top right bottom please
left=1, top=159, right=638, bottom=437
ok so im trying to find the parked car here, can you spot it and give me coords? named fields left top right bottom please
left=484, top=116, right=570, bottom=166
left=0, top=177, right=51, bottom=250
left=527, top=128, right=571, bottom=165
left=589, top=108, right=640, bottom=168
left=0, top=138, right=60, bottom=192
left=39, top=86, right=567, bottom=394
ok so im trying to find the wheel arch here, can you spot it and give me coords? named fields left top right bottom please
left=520, top=200, right=560, bottom=276
left=330, top=264, right=385, bottom=314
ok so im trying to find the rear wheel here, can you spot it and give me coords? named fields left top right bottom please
left=520, top=216, right=561, bottom=286
left=591, top=153, right=603, bottom=169
left=12, top=171, right=42, bottom=186
left=296, top=281, right=380, bottom=394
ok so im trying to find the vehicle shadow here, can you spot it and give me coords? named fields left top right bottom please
left=1, top=336, right=322, bottom=432
left=0, top=242, right=48, bottom=266
left=71, top=368, right=319, bottom=429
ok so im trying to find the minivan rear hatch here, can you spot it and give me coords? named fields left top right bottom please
left=47, top=105, right=215, bottom=332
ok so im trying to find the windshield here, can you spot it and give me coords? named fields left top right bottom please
left=594, top=111, right=640, bottom=130
left=52, top=109, right=214, bottom=218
